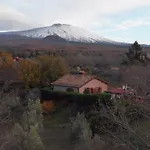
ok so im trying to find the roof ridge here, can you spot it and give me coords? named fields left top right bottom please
left=51, top=74, right=108, bottom=87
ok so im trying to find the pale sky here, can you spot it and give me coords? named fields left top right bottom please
left=0, top=0, right=150, bottom=44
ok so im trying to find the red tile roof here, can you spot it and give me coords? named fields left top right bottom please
left=107, top=88, right=128, bottom=94
left=51, top=74, right=107, bottom=88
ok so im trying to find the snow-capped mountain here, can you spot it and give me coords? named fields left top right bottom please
left=4, top=23, right=116, bottom=43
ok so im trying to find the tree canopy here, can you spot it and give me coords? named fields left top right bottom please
left=0, top=51, right=68, bottom=88
left=18, top=59, right=41, bottom=89
left=0, top=52, right=14, bottom=68
left=37, top=55, right=68, bottom=86
left=17, top=55, right=68, bottom=88
left=123, top=41, right=148, bottom=65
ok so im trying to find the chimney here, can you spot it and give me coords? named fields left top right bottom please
left=76, top=66, right=86, bottom=75
left=122, top=85, right=125, bottom=90
left=77, top=66, right=81, bottom=71
left=79, top=70, right=86, bottom=76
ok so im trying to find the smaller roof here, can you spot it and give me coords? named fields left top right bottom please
left=107, top=88, right=128, bottom=95
left=51, top=74, right=107, bottom=88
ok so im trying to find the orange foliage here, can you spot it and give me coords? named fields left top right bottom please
left=0, top=52, right=14, bottom=68
left=18, top=59, right=41, bottom=88
left=42, top=100, right=56, bottom=112
left=37, top=55, right=68, bottom=84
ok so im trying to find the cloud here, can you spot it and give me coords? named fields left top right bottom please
left=2, top=0, right=150, bottom=27
left=117, top=17, right=150, bottom=30
left=0, top=4, right=26, bottom=21
left=95, top=16, right=150, bottom=34
left=0, top=2, right=42, bottom=28
left=36, top=0, right=150, bottom=28
left=1, top=0, right=150, bottom=43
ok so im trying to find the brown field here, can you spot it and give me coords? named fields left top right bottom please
left=1, top=37, right=150, bottom=73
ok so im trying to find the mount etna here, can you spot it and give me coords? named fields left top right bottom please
left=0, top=23, right=149, bottom=52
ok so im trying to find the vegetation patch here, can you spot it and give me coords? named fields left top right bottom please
left=40, top=88, right=111, bottom=106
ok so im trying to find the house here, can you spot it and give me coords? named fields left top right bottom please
left=51, top=74, right=108, bottom=94
left=106, top=87, right=134, bottom=95
left=105, top=85, right=137, bottom=100
left=110, top=67, right=120, bottom=71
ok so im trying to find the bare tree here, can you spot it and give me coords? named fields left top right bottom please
left=120, top=65, right=150, bottom=98
left=71, top=113, right=109, bottom=150
left=71, top=97, right=150, bottom=150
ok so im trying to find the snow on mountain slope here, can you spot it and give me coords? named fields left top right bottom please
left=7, top=23, right=116, bottom=43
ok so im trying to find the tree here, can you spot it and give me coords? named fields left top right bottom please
left=72, top=99, right=150, bottom=150
left=18, top=59, right=41, bottom=89
left=47, top=51, right=51, bottom=56
left=0, top=89, right=44, bottom=150
left=125, top=41, right=148, bottom=65
left=12, top=52, right=17, bottom=58
left=0, top=52, right=14, bottom=68
left=37, top=55, right=68, bottom=86
left=30, top=51, right=35, bottom=58
left=17, top=52, right=21, bottom=58
left=71, top=113, right=104, bottom=150
left=120, top=65, right=150, bottom=97
left=51, top=56, right=69, bottom=80
left=35, top=50, right=40, bottom=57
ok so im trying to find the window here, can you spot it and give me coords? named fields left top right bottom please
left=91, top=88, right=94, bottom=94
left=97, top=87, right=102, bottom=93
left=84, top=88, right=90, bottom=94
left=84, top=88, right=95, bottom=94
left=66, top=88, right=74, bottom=92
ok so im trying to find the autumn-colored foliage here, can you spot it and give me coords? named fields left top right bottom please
left=17, top=55, right=68, bottom=88
left=18, top=59, right=41, bottom=89
left=41, top=100, right=56, bottom=112
left=0, top=52, right=14, bottom=68
left=0, top=52, right=68, bottom=88
left=37, top=55, right=68, bottom=85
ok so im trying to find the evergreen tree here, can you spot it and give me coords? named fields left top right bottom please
left=35, top=50, right=40, bottom=56
left=30, top=51, right=34, bottom=58
left=124, top=41, right=148, bottom=65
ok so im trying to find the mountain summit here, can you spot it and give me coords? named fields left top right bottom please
left=5, top=23, right=116, bottom=43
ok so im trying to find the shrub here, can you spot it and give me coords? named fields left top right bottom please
left=8, top=99, right=44, bottom=150
left=71, top=113, right=110, bottom=150
left=42, top=100, right=56, bottom=113
left=0, top=89, right=44, bottom=150
left=40, top=88, right=111, bottom=107
left=126, top=103, right=147, bottom=123
left=84, top=97, right=150, bottom=150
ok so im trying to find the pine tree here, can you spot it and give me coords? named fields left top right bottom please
left=126, top=41, right=147, bottom=65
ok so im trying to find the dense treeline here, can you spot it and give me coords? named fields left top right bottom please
left=0, top=52, right=68, bottom=88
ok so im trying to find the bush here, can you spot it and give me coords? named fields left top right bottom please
left=0, top=89, right=44, bottom=150
left=126, top=103, right=147, bottom=123
left=40, top=88, right=111, bottom=107
left=71, top=113, right=110, bottom=150
left=84, top=98, right=150, bottom=150
left=42, top=100, right=56, bottom=113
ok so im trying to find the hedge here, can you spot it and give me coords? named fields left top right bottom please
left=40, top=88, right=111, bottom=106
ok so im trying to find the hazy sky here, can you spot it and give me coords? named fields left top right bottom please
left=0, top=0, right=150, bottom=43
